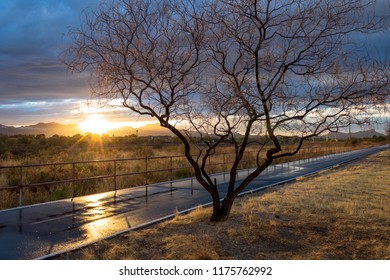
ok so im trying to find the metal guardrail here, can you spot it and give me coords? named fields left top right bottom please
left=0, top=146, right=355, bottom=208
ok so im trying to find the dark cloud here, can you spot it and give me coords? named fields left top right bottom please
left=0, top=0, right=98, bottom=124
left=0, top=0, right=98, bottom=62
left=0, top=0, right=99, bottom=78
left=364, top=0, right=390, bottom=61
left=0, top=60, right=89, bottom=101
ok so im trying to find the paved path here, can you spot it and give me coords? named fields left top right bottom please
left=0, top=145, right=388, bottom=259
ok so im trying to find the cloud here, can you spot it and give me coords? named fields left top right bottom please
left=0, top=0, right=99, bottom=101
left=0, top=59, right=89, bottom=101
left=0, top=99, right=82, bottom=125
left=0, top=0, right=99, bottom=124
left=0, top=95, right=156, bottom=126
left=0, top=0, right=99, bottom=62
left=0, top=0, right=388, bottom=127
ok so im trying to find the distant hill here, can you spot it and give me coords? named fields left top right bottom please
left=323, top=129, right=385, bottom=140
left=0, top=122, right=82, bottom=137
left=0, top=122, right=173, bottom=137
left=135, top=124, right=174, bottom=136
left=0, top=124, right=22, bottom=135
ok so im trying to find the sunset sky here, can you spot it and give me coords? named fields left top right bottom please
left=0, top=0, right=157, bottom=128
left=0, top=0, right=389, bottom=130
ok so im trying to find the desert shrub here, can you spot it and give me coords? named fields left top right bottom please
left=175, top=168, right=192, bottom=179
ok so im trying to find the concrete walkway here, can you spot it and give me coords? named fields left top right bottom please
left=0, top=145, right=388, bottom=259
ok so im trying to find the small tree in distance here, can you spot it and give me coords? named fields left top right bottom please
left=66, top=0, right=389, bottom=222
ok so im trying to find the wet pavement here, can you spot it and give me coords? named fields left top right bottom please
left=0, top=145, right=388, bottom=259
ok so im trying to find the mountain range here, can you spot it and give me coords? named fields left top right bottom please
left=322, top=129, right=385, bottom=140
left=0, top=122, right=385, bottom=139
left=0, top=122, right=173, bottom=137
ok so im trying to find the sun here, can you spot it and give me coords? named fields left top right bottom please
left=79, top=115, right=112, bottom=135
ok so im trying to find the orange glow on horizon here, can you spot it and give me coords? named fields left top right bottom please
left=79, top=115, right=113, bottom=135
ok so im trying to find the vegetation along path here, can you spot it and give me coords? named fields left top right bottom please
left=0, top=145, right=388, bottom=259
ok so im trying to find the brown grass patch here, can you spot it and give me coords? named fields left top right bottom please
left=56, top=149, right=390, bottom=260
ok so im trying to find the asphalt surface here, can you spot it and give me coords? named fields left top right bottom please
left=0, top=145, right=388, bottom=259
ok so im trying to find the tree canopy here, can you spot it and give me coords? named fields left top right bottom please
left=66, top=0, right=389, bottom=221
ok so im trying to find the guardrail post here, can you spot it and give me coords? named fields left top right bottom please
left=19, top=186, right=23, bottom=207
left=293, top=157, right=296, bottom=169
left=170, top=156, right=173, bottom=193
left=72, top=163, right=76, bottom=200
left=72, top=202, right=76, bottom=227
left=145, top=157, right=148, bottom=200
left=19, top=167, right=23, bottom=207
left=114, top=160, right=117, bottom=201
left=223, top=154, right=226, bottom=181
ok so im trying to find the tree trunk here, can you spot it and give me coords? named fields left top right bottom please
left=210, top=196, right=235, bottom=222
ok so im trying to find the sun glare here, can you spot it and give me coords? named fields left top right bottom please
left=79, top=115, right=112, bottom=135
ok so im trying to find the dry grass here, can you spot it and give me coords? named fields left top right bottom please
left=56, top=149, right=390, bottom=260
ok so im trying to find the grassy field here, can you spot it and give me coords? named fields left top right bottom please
left=56, top=148, right=390, bottom=260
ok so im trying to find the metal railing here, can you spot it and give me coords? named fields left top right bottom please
left=0, top=145, right=355, bottom=209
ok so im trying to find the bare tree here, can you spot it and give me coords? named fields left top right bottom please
left=66, top=0, right=389, bottom=221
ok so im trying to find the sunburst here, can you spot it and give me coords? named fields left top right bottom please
left=79, top=115, right=112, bottom=135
